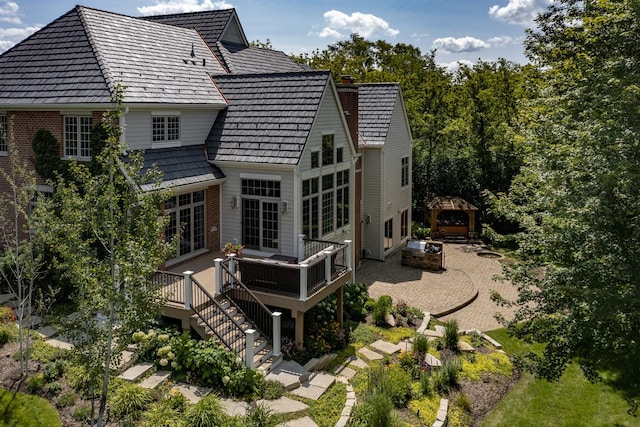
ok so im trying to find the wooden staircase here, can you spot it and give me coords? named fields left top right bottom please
left=190, top=295, right=282, bottom=374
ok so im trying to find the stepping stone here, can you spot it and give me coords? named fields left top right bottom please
left=111, top=350, right=136, bottom=371
left=423, top=329, right=443, bottom=338
left=45, top=337, right=73, bottom=350
left=334, top=366, right=356, bottom=380
left=357, top=347, right=383, bottom=361
left=416, top=311, right=431, bottom=334
left=16, top=315, right=42, bottom=328
left=256, top=396, right=308, bottom=414
left=370, top=340, right=402, bottom=355
left=175, top=382, right=211, bottom=403
left=425, top=353, right=442, bottom=367
left=348, top=357, right=368, bottom=370
left=139, top=370, right=171, bottom=389
left=291, top=372, right=335, bottom=400
left=435, top=325, right=446, bottom=334
left=281, top=416, right=318, bottom=427
left=458, top=340, right=475, bottom=352
left=265, top=360, right=309, bottom=391
left=482, top=333, right=503, bottom=349
left=118, top=362, right=154, bottom=382
left=36, top=325, right=56, bottom=339
left=220, top=398, right=249, bottom=417
left=398, top=340, right=413, bottom=352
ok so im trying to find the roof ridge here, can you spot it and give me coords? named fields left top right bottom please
left=78, top=7, right=115, bottom=94
left=211, top=69, right=330, bottom=79
left=140, top=8, right=235, bottom=19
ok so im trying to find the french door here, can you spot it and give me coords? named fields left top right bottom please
left=242, top=199, right=279, bottom=252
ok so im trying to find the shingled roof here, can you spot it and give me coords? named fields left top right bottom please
left=0, top=6, right=228, bottom=106
left=141, top=9, right=243, bottom=50
left=216, top=41, right=310, bottom=74
left=206, top=71, right=331, bottom=165
left=358, top=83, right=400, bottom=147
left=136, top=145, right=225, bottom=191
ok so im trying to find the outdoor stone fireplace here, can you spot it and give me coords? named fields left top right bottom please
left=401, top=240, right=444, bottom=270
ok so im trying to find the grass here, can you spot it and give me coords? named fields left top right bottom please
left=308, top=381, right=347, bottom=427
left=0, top=387, right=62, bottom=427
left=481, top=330, right=640, bottom=427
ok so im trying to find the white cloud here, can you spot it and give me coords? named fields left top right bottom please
left=0, top=1, right=21, bottom=24
left=440, top=59, right=474, bottom=73
left=0, top=25, right=39, bottom=52
left=318, top=10, right=399, bottom=39
left=488, top=35, right=514, bottom=47
left=137, top=0, right=234, bottom=16
left=432, top=36, right=489, bottom=53
left=489, top=0, right=553, bottom=26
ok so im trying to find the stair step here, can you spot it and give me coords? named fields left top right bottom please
left=139, top=370, right=171, bottom=389
left=118, top=362, right=154, bottom=382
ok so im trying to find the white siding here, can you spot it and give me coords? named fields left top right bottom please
left=361, top=148, right=383, bottom=259
left=122, top=109, right=219, bottom=150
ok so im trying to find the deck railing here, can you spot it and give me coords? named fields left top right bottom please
left=231, top=240, right=351, bottom=301
left=152, top=271, right=185, bottom=305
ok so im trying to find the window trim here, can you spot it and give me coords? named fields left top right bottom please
left=63, top=115, right=93, bottom=160
left=400, top=209, right=409, bottom=240
left=165, top=190, right=206, bottom=259
left=401, top=156, right=409, bottom=187
left=151, top=112, right=181, bottom=148
left=322, top=134, right=334, bottom=166
left=384, top=218, right=393, bottom=251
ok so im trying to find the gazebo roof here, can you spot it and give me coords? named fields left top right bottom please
left=425, top=197, right=478, bottom=211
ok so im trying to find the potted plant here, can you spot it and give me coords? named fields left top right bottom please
left=222, top=242, right=244, bottom=257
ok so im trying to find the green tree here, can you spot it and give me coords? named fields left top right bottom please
left=39, top=85, right=173, bottom=426
left=0, top=115, right=44, bottom=375
left=491, top=0, right=640, bottom=405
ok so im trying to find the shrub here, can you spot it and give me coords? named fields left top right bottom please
left=351, top=324, right=376, bottom=346
left=183, top=394, right=227, bottom=427
left=27, top=374, right=45, bottom=393
left=72, top=404, right=92, bottom=422
left=245, top=402, right=277, bottom=427
left=141, top=401, right=183, bottom=427
left=0, top=322, right=18, bottom=344
left=343, top=282, right=370, bottom=321
left=443, top=319, right=460, bottom=352
left=109, top=381, right=154, bottom=421
left=57, top=391, right=77, bottom=408
left=433, top=356, right=462, bottom=394
left=419, top=370, right=433, bottom=396
left=43, top=359, right=66, bottom=382
left=65, top=364, right=100, bottom=395
left=412, top=223, right=431, bottom=240
left=351, top=392, right=399, bottom=427
left=43, top=381, right=62, bottom=396
left=15, top=340, right=66, bottom=362
left=262, top=379, right=284, bottom=400
left=413, top=333, right=430, bottom=354
left=372, top=295, right=393, bottom=326
left=0, top=306, right=16, bottom=323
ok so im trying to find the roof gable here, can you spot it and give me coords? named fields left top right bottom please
left=358, top=83, right=400, bottom=147
left=206, top=71, right=331, bottom=165
left=80, top=7, right=228, bottom=105
left=0, top=7, right=110, bottom=105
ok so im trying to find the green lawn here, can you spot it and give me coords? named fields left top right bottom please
left=481, top=330, right=640, bottom=427
left=0, top=387, right=61, bottom=427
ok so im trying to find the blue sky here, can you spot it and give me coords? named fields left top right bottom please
left=0, top=0, right=553, bottom=70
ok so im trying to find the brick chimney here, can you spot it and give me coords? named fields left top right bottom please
left=336, top=75, right=359, bottom=151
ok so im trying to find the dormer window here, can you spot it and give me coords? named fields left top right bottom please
left=64, top=115, right=92, bottom=159
left=152, top=114, right=180, bottom=145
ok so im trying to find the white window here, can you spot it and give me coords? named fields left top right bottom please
left=322, top=174, right=334, bottom=235
left=64, top=116, right=92, bottom=159
left=401, top=156, right=409, bottom=187
left=401, top=209, right=409, bottom=239
left=0, top=114, right=7, bottom=153
left=153, top=116, right=180, bottom=143
left=336, top=170, right=349, bottom=229
left=303, top=178, right=319, bottom=239
left=29, top=185, right=54, bottom=215
left=322, top=134, right=334, bottom=166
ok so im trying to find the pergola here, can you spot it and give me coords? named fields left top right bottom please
left=425, top=197, right=478, bottom=239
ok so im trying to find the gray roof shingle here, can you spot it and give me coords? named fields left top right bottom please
left=135, top=145, right=225, bottom=191
left=0, top=6, right=228, bottom=106
left=216, top=41, right=310, bottom=74
left=206, top=71, right=330, bottom=165
left=358, top=83, right=400, bottom=147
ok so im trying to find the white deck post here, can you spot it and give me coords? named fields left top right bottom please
left=229, top=253, right=236, bottom=285
left=299, top=263, right=308, bottom=301
left=272, top=312, right=282, bottom=357
left=297, top=234, right=305, bottom=262
left=214, top=258, right=223, bottom=296
left=324, top=250, right=332, bottom=284
left=344, top=240, right=352, bottom=271
left=245, top=329, right=256, bottom=368
left=183, top=271, right=193, bottom=310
